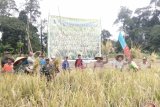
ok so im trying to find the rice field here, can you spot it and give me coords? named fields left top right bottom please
left=0, top=65, right=160, bottom=107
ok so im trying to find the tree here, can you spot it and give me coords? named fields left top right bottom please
left=0, top=0, right=18, bottom=16
left=101, top=30, right=111, bottom=40
left=18, top=10, right=28, bottom=24
left=114, top=6, right=133, bottom=32
left=0, top=16, right=27, bottom=53
left=115, top=2, right=160, bottom=53
left=150, top=0, right=160, bottom=10
left=101, top=30, right=114, bottom=55
left=40, top=19, right=48, bottom=52
left=18, top=10, right=41, bottom=52
left=24, top=0, right=41, bottom=23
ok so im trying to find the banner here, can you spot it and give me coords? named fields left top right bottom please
left=118, top=32, right=131, bottom=59
left=48, top=16, right=101, bottom=59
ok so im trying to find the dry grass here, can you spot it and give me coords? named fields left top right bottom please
left=131, top=46, right=144, bottom=59
left=0, top=65, right=160, bottom=107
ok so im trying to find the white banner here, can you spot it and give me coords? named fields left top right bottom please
left=48, top=16, right=101, bottom=59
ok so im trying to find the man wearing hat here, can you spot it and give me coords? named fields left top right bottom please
left=93, top=55, right=108, bottom=71
left=139, top=57, right=151, bottom=69
left=2, top=57, right=14, bottom=73
left=113, top=54, right=126, bottom=71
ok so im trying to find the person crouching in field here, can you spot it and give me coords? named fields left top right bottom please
left=2, top=57, right=14, bottom=73
left=62, top=56, right=70, bottom=72
left=139, top=57, right=151, bottom=70
left=93, top=55, right=108, bottom=72
left=128, top=56, right=139, bottom=72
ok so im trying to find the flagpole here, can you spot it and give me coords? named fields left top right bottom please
left=99, top=18, right=102, bottom=57
left=47, top=8, right=50, bottom=58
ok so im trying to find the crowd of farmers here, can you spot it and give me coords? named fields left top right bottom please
left=0, top=51, right=152, bottom=80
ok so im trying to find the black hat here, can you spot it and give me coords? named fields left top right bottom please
left=116, top=54, right=124, bottom=61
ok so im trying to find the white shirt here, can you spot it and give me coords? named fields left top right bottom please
left=114, top=60, right=125, bottom=69
left=27, top=56, right=35, bottom=65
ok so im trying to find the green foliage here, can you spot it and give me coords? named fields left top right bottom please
left=115, top=3, right=160, bottom=53
left=18, top=10, right=28, bottom=24
left=0, top=15, right=41, bottom=53
left=25, top=0, right=41, bottom=23
left=0, top=16, right=27, bottom=53
left=0, top=0, right=42, bottom=54
left=0, top=43, right=13, bottom=53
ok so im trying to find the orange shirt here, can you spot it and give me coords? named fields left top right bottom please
left=2, top=63, right=13, bottom=72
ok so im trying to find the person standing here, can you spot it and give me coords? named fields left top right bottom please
left=39, top=54, right=46, bottom=67
left=27, top=52, right=35, bottom=64
left=113, top=54, right=126, bottom=71
left=93, top=55, right=108, bottom=71
left=41, top=58, right=53, bottom=81
left=62, top=56, right=70, bottom=71
left=25, top=52, right=35, bottom=74
left=75, top=54, right=84, bottom=69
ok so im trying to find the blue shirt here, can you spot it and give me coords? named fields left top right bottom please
left=62, top=60, right=69, bottom=70
left=40, top=59, right=46, bottom=66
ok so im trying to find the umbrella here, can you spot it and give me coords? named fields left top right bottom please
left=13, top=57, right=27, bottom=66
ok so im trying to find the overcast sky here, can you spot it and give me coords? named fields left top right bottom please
left=16, top=0, right=150, bottom=40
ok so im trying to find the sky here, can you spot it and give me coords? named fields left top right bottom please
left=16, top=0, right=150, bottom=40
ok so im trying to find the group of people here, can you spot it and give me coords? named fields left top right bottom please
left=0, top=51, right=152, bottom=80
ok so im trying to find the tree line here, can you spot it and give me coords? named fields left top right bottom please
left=114, top=0, right=160, bottom=53
left=0, top=0, right=47, bottom=54
left=1, top=0, right=160, bottom=55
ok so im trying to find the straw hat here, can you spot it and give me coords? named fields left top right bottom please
left=115, top=54, right=124, bottom=61
left=13, top=57, right=27, bottom=66
left=95, top=54, right=103, bottom=60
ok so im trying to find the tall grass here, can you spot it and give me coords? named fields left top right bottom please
left=0, top=67, right=160, bottom=107
left=131, top=46, right=144, bottom=59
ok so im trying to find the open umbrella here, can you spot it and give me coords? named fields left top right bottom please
left=13, top=57, right=27, bottom=66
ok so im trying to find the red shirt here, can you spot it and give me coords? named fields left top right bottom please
left=2, top=63, right=13, bottom=72
left=75, top=59, right=83, bottom=68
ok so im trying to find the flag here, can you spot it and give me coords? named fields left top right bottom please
left=118, top=32, right=131, bottom=59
